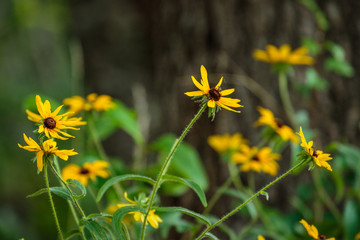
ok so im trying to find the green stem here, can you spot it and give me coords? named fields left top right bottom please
left=44, top=162, right=64, bottom=240
left=195, top=158, right=310, bottom=240
left=49, top=162, right=86, bottom=218
left=278, top=71, right=297, bottom=127
left=140, top=103, right=207, bottom=240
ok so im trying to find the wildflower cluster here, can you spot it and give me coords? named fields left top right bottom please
left=19, top=60, right=341, bottom=240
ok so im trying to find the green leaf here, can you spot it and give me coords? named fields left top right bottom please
left=158, top=212, right=192, bottom=238
left=324, top=58, right=354, bottom=77
left=155, top=207, right=211, bottom=226
left=86, top=212, right=113, bottom=219
left=27, top=187, right=71, bottom=200
left=82, top=218, right=110, bottom=240
left=113, top=205, right=145, bottom=239
left=205, top=233, right=220, bottom=240
left=97, top=174, right=156, bottom=201
left=259, top=190, right=269, bottom=201
left=67, top=179, right=86, bottom=199
left=343, top=199, right=360, bottom=240
left=161, top=175, right=207, bottom=207
left=64, top=229, right=81, bottom=240
left=151, top=134, right=208, bottom=194
left=301, top=37, right=321, bottom=56
left=94, top=100, right=144, bottom=144
left=305, top=68, right=328, bottom=90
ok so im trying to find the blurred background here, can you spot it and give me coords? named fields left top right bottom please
left=1, top=0, right=360, bottom=239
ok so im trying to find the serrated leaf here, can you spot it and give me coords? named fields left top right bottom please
left=161, top=175, right=207, bottom=207
left=27, top=187, right=71, bottom=200
left=82, top=218, right=110, bottom=240
left=155, top=207, right=211, bottom=226
left=97, top=174, right=156, bottom=201
left=113, top=205, right=145, bottom=239
left=67, top=179, right=86, bottom=199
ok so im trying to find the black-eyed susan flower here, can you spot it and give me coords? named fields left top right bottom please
left=253, top=44, right=314, bottom=66
left=300, top=219, right=335, bottom=240
left=232, top=145, right=280, bottom=176
left=61, top=160, right=110, bottom=186
left=114, top=192, right=162, bottom=229
left=255, top=106, right=298, bottom=143
left=207, top=133, right=248, bottom=154
left=63, top=93, right=115, bottom=115
left=258, top=235, right=265, bottom=240
left=18, top=134, right=77, bottom=172
left=26, top=95, right=86, bottom=140
left=185, top=65, right=243, bottom=116
left=296, top=127, right=333, bottom=171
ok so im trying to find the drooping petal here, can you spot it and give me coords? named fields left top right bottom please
left=26, top=110, right=42, bottom=123
left=36, top=150, right=44, bottom=172
left=216, top=101, right=241, bottom=113
left=218, top=97, right=242, bottom=108
left=207, top=99, right=216, bottom=108
left=299, top=219, right=319, bottom=239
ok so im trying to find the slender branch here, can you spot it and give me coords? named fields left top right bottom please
left=195, top=158, right=310, bottom=239
left=44, top=161, right=64, bottom=240
left=140, top=103, right=207, bottom=240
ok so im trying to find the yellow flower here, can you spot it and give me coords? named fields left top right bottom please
left=300, top=219, right=335, bottom=240
left=232, top=145, right=280, bottom=176
left=63, top=93, right=115, bottom=115
left=296, top=127, right=333, bottom=171
left=207, top=133, right=248, bottom=154
left=61, top=160, right=110, bottom=186
left=115, top=192, right=162, bottom=229
left=26, top=95, right=86, bottom=140
left=185, top=65, right=243, bottom=113
left=258, top=235, right=265, bottom=240
left=355, top=232, right=360, bottom=240
left=18, top=134, right=77, bottom=171
left=253, top=44, right=314, bottom=65
left=255, top=106, right=298, bottom=143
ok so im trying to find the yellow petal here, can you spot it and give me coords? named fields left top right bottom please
left=215, top=77, right=223, bottom=90
left=200, top=65, right=210, bottom=91
left=191, top=76, right=205, bottom=92
left=299, top=219, right=319, bottom=239
left=207, top=99, right=216, bottom=108
left=36, top=150, right=44, bottom=172
left=35, top=95, right=46, bottom=119
left=184, top=91, right=205, bottom=97
left=253, top=50, right=270, bottom=62
left=220, top=88, right=234, bottom=96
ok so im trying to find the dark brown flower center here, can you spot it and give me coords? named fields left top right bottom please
left=208, top=88, right=221, bottom=101
left=252, top=155, right=260, bottom=161
left=275, top=118, right=284, bottom=128
left=79, top=168, right=90, bottom=175
left=312, top=150, right=318, bottom=157
left=44, top=117, right=56, bottom=129
left=318, top=234, right=326, bottom=239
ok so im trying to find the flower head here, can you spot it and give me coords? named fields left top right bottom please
left=232, top=145, right=280, bottom=176
left=296, top=127, right=333, bottom=171
left=255, top=106, right=298, bottom=143
left=114, top=192, right=162, bottom=229
left=258, top=235, right=265, bottom=240
left=185, top=65, right=243, bottom=116
left=63, top=93, right=115, bottom=115
left=207, top=133, right=248, bottom=154
left=26, top=95, right=86, bottom=140
left=355, top=232, right=360, bottom=240
left=61, top=160, right=110, bottom=186
left=18, top=134, right=77, bottom=171
left=300, top=219, right=335, bottom=240
left=253, top=44, right=314, bottom=65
